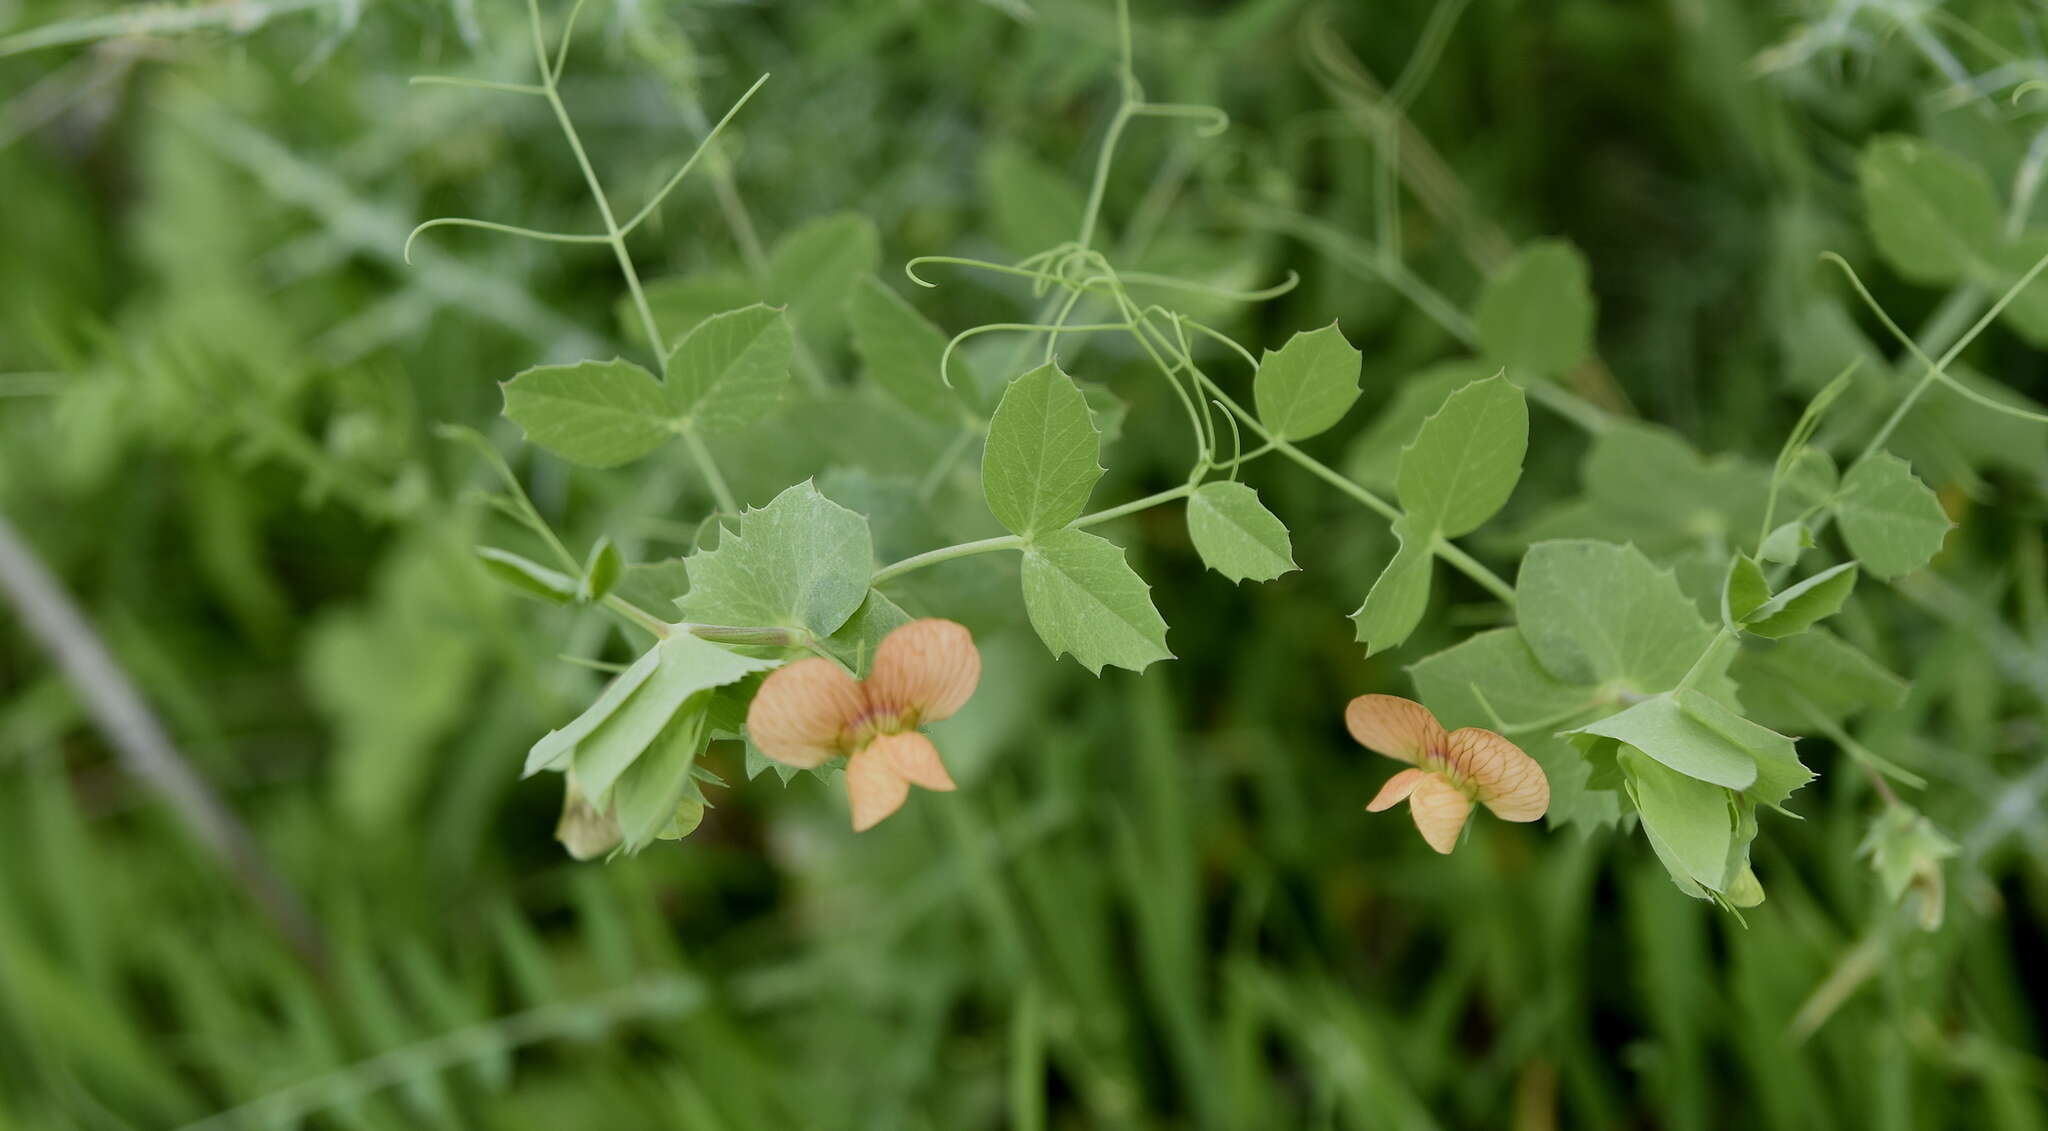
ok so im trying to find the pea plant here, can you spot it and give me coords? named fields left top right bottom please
left=408, top=0, right=2048, bottom=917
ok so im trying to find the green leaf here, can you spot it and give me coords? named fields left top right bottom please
left=765, top=212, right=880, bottom=349
left=524, top=646, right=662, bottom=777
left=1408, top=627, right=1620, bottom=831
left=1758, top=521, right=1812, bottom=566
left=1342, top=360, right=1497, bottom=492
left=663, top=304, right=793, bottom=434
left=1858, top=136, right=2000, bottom=285
left=1743, top=562, right=1857, bottom=638
left=1515, top=540, right=1715, bottom=691
left=706, top=670, right=766, bottom=742
left=610, top=695, right=712, bottom=851
left=1784, top=447, right=1840, bottom=512
left=675, top=481, right=875, bottom=637
left=1079, top=381, right=1128, bottom=448
left=612, top=558, right=693, bottom=612
left=1517, top=422, right=1774, bottom=559
left=1723, top=863, right=1766, bottom=909
left=1860, top=806, right=1958, bottom=929
left=1185, top=481, right=1297, bottom=584
left=1834, top=453, right=1951, bottom=579
left=980, top=140, right=1087, bottom=255
left=1396, top=374, right=1528, bottom=537
left=627, top=270, right=760, bottom=348
left=578, top=536, right=622, bottom=604
left=307, top=538, right=480, bottom=832
left=1730, top=629, right=1908, bottom=734
left=1475, top=240, right=1595, bottom=377
left=1774, top=370, right=1855, bottom=502
left=1621, top=749, right=1736, bottom=896
left=818, top=588, right=913, bottom=677
left=660, top=796, right=708, bottom=841
left=567, top=633, right=774, bottom=803
left=1722, top=554, right=1769, bottom=625
left=848, top=275, right=971, bottom=423
left=476, top=546, right=577, bottom=605
left=1020, top=528, right=1172, bottom=674
left=743, top=742, right=787, bottom=784
left=1985, top=231, right=2048, bottom=348
left=501, top=358, right=672, bottom=468
left=1567, top=694, right=1759, bottom=791
left=1252, top=323, right=1362, bottom=441
left=1676, top=688, right=1811, bottom=809
left=982, top=361, right=1104, bottom=535
left=1350, top=514, right=1433, bottom=654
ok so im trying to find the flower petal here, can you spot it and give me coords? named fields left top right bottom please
left=867, top=618, right=981, bottom=723
left=1446, top=727, right=1549, bottom=823
left=871, top=730, right=956, bottom=792
left=1366, top=768, right=1428, bottom=812
left=845, top=742, right=911, bottom=832
left=745, top=658, right=863, bottom=769
left=1344, top=694, right=1446, bottom=764
left=1408, top=774, right=1474, bottom=854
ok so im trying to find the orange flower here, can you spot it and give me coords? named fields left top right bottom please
left=1345, top=694, right=1549, bottom=853
left=745, top=619, right=981, bottom=831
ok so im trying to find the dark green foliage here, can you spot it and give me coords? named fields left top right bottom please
left=1, top=0, right=2046, bottom=1128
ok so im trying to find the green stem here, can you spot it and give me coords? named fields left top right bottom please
left=684, top=623, right=812, bottom=648
left=1076, top=104, right=1136, bottom=252
left=1268, top=435, right=1399, bottom=520
left=599, top=594, right=818, bottom=650
left=679, top=426, right=739, bottom=515
left=1854, top=369, right=1941, bottom=471
left=872, top=534, right=1025, bottom=586
left=1789, top=694, right=1925, bottom=793
left=1431, top=535, right=1519, bottom=606
left=602, top=593, right=672, bottom=639
left=1526, top=377, right=1611, bottom=434
left=1187, top=370, right=1518, bottom=605
left=1835, top=245, right=2048, bottom=468
left=918, top=427, right=981, bottom=501
left=1071, top=483, right=1195, bottom=529
left=534, top=26, right=741, bottom=515
left=1674, top=626, right=1736, bottom=694
left=542, top=84, right=658, bottom=359
left=872, top=483, right=1202, bottom=587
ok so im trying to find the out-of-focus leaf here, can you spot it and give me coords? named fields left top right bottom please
left=1858, top=136, right=2000, bottom=285
left=1475, top=240, right=1595, bottom=378
left=1833, top=454, right=1951, bottom=579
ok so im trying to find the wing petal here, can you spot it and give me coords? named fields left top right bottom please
left=746, top=658, right=863, bottom=769
left=1344, top=694, right=1446, bottom=764
left=1366, top=768, right=1428, bottom=812
left=868, top=618, right=982, bottom=723
left=1447, top=727, right=1549, bottom=823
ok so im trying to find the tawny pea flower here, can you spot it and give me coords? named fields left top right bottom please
left=745, top=619, right=981, bottom=831
left=1345, top=694, right=1549, bottom=854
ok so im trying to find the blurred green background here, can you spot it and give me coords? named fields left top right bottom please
left=2, top=0, right=2046, bottom=1127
